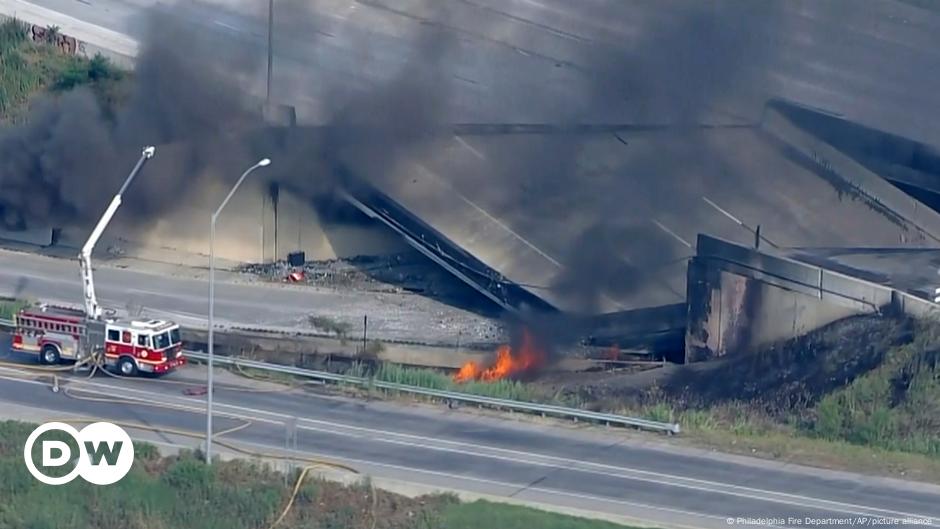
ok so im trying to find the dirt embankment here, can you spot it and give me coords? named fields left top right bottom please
left=538, top=314, right=916, bottom=416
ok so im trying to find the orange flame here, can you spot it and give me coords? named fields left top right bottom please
left=453, top=361, right=481, bottom=383
left=453, top=330, right=544, bottom=383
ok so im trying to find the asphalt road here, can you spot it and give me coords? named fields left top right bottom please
left=10, top=0, right=940, bottom=146
left=0, top=345, right=937, bottom=529
left=0, top=248, right=500, bottom=345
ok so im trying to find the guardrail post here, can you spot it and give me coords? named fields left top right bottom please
left=181, top=350, right=682, bottom=435
left=286, top=417, right=298, bottom=451
left=285, top=417, right=298, bottom=475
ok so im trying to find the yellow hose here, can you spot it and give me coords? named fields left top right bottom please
left=45, top=415, right=361, bottom=529
left=3, top=353, right=371, bottom=528
left=267, top=465, right=314, bottom=529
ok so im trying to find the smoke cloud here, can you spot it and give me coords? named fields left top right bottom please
left=0, top=9, right=262, bottom=230
left=0, top=0, right=782, bottom=353
left=538, top=1, right=781, bottom=317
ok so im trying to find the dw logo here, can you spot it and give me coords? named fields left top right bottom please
left=23, top=422, right=134, bottom=485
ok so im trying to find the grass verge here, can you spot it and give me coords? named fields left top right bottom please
left=0, top=297, right=27, bottom=320
left=0, top=18, right=124, bottom=121
left=345, top=315, right=940, bottom=481
left=0, top=420, right=638, bottom=529
left=359, top=361, right=540, bottom=402
left=440, top=500, right=630, bottom=529
left=618, top=315, right=940, bottom=481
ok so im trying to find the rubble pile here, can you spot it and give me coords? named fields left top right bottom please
left=238, top=252, right=449, bottom=295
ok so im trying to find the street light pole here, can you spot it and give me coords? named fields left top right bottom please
left=206, top=157, right=271, bottom=465
left=266, top=0, right=274, bottom=105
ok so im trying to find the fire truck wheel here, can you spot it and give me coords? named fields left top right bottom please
left=40, top=345, right=61, bottom=365
left=117, top=357, right=138, bottom=377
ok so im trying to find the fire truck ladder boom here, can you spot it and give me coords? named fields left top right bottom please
left=80, top=146, right=156, bottom=320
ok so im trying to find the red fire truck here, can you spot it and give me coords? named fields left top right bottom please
left=11, top=304, right=186, bottom=375
left=9, top=146, right=186, bottom=376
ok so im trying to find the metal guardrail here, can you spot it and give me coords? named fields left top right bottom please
left=0, top=317, right=680, bottom=434
left=185, top=351, right=681, bottom=434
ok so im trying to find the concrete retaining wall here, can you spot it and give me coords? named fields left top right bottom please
left=686, top=234, right=938, bottom=362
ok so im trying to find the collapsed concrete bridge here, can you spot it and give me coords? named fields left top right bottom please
left=318, top=102, right=940, bottom=354
left=6, top=102, right=940, bottom=360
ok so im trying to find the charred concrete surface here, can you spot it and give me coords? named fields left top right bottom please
left=772, top=100, right=940, bottom=212
left=686, top=235, right=937, bottom=363
left=338, top=110, right=940, bottom=321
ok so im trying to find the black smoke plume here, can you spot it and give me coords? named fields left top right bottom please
left=538, top=1, right=780, bottom=318
left=0, top=9, right=261, bottom=230
left=1, top=1, right=781, bottom=356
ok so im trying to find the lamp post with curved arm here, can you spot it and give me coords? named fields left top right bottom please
left=206, top=157, right=271, bottom=464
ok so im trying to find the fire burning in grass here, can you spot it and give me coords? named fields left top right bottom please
left=454, top=329, right=546, bottom=383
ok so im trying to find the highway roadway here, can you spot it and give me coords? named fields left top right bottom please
left=5, top=0, right=940, bottom=146
left=0, top=343, right=937, bottom=528
left=0, top=248, right=500, bottom=346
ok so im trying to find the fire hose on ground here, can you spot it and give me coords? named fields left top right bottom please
left=0, top=355, right=373, bottom=529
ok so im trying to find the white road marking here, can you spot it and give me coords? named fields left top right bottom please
left=652, top=219, right=692, bottom=249
left=212, top=20, right=240, bottom=32
left=702, top=196, right=746, bottom=227
left=0, top=384, right=729, bottom=528
left=416, top=164, right=564, bottom=268
left=454, top=135, right=486, bottom=159
left=2, top=370, right=932, bottom=522
left=106, top=423, right=736, bottom=528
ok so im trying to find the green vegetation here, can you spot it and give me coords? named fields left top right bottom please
left=308, top=315, right=353, bottom=339
left=441, top=500, right=629, bottom=529
left=364, top=361, right=538, bottom=401
left=809, top=322, right=940, bottom=455
left=227, top=313, right=940, bottom=479
left=615, top=315, right=940, bottom=479
left=0, top=18, right=123, bottom=120
left=0, top=420, right=635, bottom=529
left=0, top=297, right=27, bottom=320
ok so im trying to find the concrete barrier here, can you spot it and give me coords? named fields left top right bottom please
left=685, top=234, right=938, bottom=362
left=0, top=228, right=56, bottom=247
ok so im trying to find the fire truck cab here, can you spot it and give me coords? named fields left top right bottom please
left=11, top=305, right=186, bottom=376
left=9, top=147, right=186, bottom=377
left=103, top=318, right=185, bottom=375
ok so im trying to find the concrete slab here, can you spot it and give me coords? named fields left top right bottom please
left=348, top=122, right=940, bottom=317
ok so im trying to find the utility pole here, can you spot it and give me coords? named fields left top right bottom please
left=266, top=0, right=274, bottom=105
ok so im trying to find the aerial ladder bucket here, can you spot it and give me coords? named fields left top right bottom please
left=75, top=146, right=156, bottom=370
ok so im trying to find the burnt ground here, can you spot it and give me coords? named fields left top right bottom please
left=534, top=314, right=918, bottom=416
left=657, top=315, right=916, bottom=415
left=528, top=313, right=940, bottom=474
